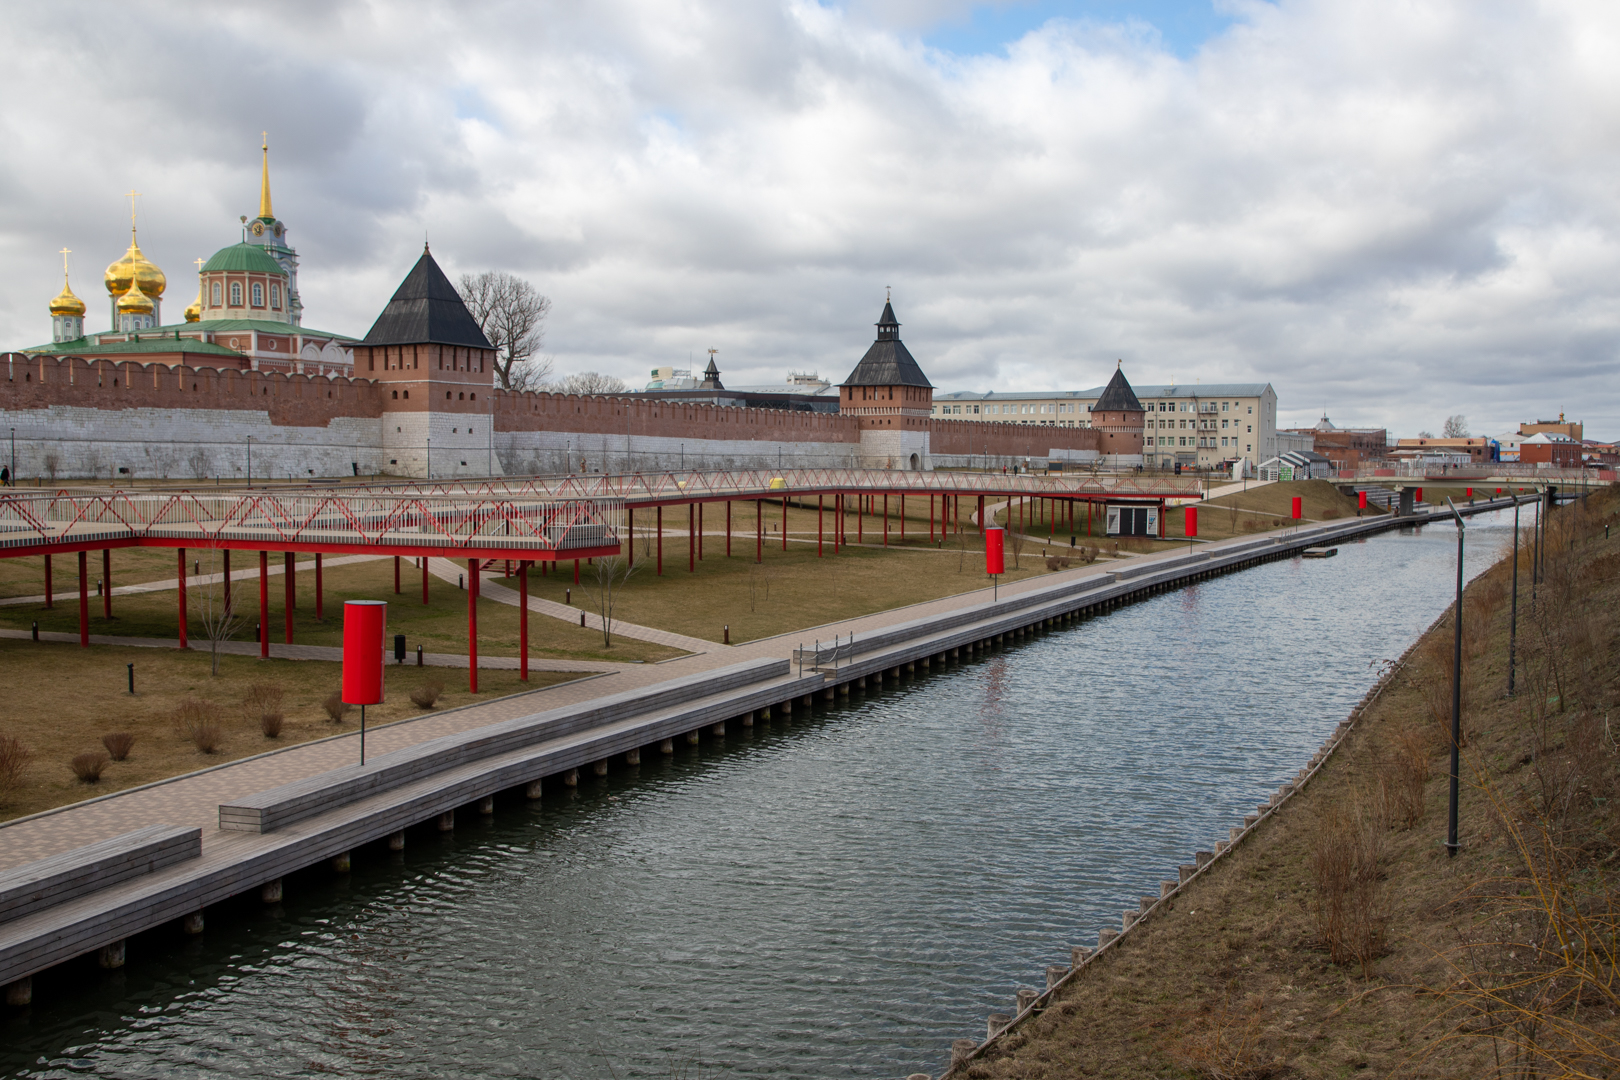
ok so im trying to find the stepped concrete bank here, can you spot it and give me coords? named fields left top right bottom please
left=0, top=497, right=1518, bottom=1006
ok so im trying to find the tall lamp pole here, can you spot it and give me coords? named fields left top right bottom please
left=1445, top=497, right=1466, bottom=858
left=1509, top=494, right=1521, bottom=696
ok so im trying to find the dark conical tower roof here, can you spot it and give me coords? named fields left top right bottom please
left=361, top=246, right=493, bottom=349
left=1094, top=362, right=1142, bottom=412
left=840, top=300, right=932, bottom=389
left=699, top=355, right=724, bottom=390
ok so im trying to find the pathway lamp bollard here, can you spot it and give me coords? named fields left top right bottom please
left=342, top=600, right=387, bottom=766
left=985, top=525, right=1005, bottom=601
left=417, top=644, right=424, bottom=667
left=1445, top=498, right=1465, bottom=858
left=127, top=663, right=134, bottom=694
left=31, top=620, right=37, bottom=641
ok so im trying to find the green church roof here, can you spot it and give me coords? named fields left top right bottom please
left=21, top=335, right=246, bottom=358
left=201, top=243, right=287, bottom=275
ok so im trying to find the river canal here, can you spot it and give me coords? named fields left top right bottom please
left=0, top=511, right=1519, bottom=1078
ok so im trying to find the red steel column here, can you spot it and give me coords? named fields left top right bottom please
left=467, top=558, right=479, bottom=693
left=258, top=551, right=268, bottom=658
left=78, top=550, right=89, bottom=647
left=574, top=558, right=580, bottom=585
left=781, top=497, right=787, bottom=551
left=519, top=560, right=530, bottom=683
left=818, top=495, right=823, bottom=557
left=689, top=503, right=695, bottom=571
left=756, top=499, right=763, bottom=563
left=102, top=549, right=112, bottom=619
left=726, top=501, right=732, bottom=557
left=284, top=553, right=295, bottom=644
left=900, top=495, right=905, bottom=542
left=627, top=508, right=634, bottom=568
left=223, top=549, right=232, bottom=617
left=978, top=495, right=985, bottom=533
left=43, top=553, right=52, bottom=609
left=394, top=555, right=401, bottom=594
left=698, top=502, right=704, bottom=561
left=857, top=496, right=863, bottom=544
left=656, top=506, right=663, bottom=575
left=929, top=494, right=934, bottom=542
left=883, top=494, right=889, bottom=547
left=177, top=548, right=187, bottom=649
left=315, top=553, right=323, bottom=620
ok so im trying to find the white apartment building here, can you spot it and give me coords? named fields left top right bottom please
left=931, top=382, right=1279, bottom=471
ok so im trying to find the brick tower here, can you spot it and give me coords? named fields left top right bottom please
left=352, top=245, right=499, bottom=478
left=1091, top=362, right=1145, bottom=459
left=839, top=299, right=934, bottom=470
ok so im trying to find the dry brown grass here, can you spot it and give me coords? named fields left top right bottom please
left=320, top=690, right=351, bottom=724
left=242, top=682, right=285, bottom=739
left=100, top=731, right=135, bottom=761
left=69, top=751, right=108, bottom=783
left=0, top=640, right=581, bottom=822
left=962, top=486, right=1620, bottom=1080
left=409, top=679, right=445, bottom=709
left=0, top=733, right=32, bottom=804
left=172, top=697, right=224, bottom=753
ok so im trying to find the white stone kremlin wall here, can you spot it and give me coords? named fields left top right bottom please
left=0, top=404, right=383, bottom=483
left=493, top=430, right=865, bottom=477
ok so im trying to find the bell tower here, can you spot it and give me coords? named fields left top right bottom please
left=838, top=296, right=935, bottom=470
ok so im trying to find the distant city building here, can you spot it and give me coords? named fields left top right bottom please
left=1519, top=432, right=1582, bottom=467
left=1392, top=437, right=1489, bottom=464
left=931, top=379, right=1277, bottom=471
left=1281, top=415, right=1388, bottom=473
left=1522, top=416, right=1582, bottom=442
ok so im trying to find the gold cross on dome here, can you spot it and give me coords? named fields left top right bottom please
left=195, top=257, right=205, bottom=272
left=59, top=247, right=71, bottom=274
left=124, top=190, right=141, bottom=229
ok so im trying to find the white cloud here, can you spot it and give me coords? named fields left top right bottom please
left=1, top=0, right=1617, bottom=436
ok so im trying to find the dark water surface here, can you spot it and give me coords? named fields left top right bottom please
left=0, top=513, right=1518, bottom=1079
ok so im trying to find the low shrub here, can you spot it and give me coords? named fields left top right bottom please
left=71, top=751, right=110, bottom=783
left=410, top=680, right=445, bottom=709
left=322, top=691, right=352, bottom=724
left=0, top=734, right=32, bottom=801
left=173, top=697, right=225, bottom=754
left=244, top=682, right=287, bottom=739
left=101, top=732, right=136, bottom=761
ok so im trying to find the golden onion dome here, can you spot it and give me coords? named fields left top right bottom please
left=104, top=230, right=166, bottom=300
left=49, top=275, right=86, bottom=318
left=184, top=286, right=202, bottom=322
left=116, top=277, right=154, bottom=315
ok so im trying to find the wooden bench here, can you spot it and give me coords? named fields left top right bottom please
left=219, top=657, right=788, bottom=834
left=0, top=825, right=201, bottom=925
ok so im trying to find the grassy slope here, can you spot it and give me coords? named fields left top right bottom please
left=962, top=489, right=1620, bottom=1079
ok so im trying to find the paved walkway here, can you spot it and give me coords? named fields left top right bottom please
left=426, top=557, right=716, bottom=654
left=0, top=627, right=642, bottom=674
left=0, top=532, right=1259, bottom=871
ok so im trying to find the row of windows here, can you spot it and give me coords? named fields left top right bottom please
left=208, top=279, right=282, bottom=310
left=934, top=399, right=1260, bottom=417
left=1146, top=436, right=1252, bottom=450
left=1151, top=419, right=1253, bottom=432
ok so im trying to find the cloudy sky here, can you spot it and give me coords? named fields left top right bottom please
left=2, top=0, right=1616, bottom=437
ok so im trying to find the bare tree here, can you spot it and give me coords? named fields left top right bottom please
left=195, top=548, right=248, bottom=676
left=456, top=271, right=554, bottom=391
left=1442, top=414, right=1471, bottom=438
left=1417, top=430, right=1435, bottom=440
left=588, top=555, right=636, bottom=647
left=560, top=372, right=628, bottom=396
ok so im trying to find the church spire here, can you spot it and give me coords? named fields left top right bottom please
left=259, top=134, right=274, bottom=219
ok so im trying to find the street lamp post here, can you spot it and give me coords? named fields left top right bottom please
left=1444, top=497, right=1465, bottom=858
left=1509, top=494, right=1521, bottom=696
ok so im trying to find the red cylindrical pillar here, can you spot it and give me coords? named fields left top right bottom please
left=627, top=508, right=634, bottom=568
left=756, top=499, right=763, bottom=563
left=422, top=556, right=430, bottom=604
left=341, top=601, right=386, bottom=706
left=1415, top=487, right=1423, bottom=503
left=43, top=552, right=52, bottom=609
left=726, top=501, right=732, bottom=557
left=258, top=551, right=269, bottom=658
left=78, top=550, right=89, bottom=648
left=467, top=558, right=479, bottom=693
left=1184, top=506, right=1198, bottom=538
left=883, top=494, right=889, bottom=547
left=985, top=527, right=1005, bottom=576
left=519, top=560, right=530, bottom=683
left=177, top=548, right=188, bottom=650
left=698, top=502, right=704, bottom=561
left=394, top=555, right=400, bottom=594
left=782, top=497, right=788, bottom=550
left=1358, top=490, right=1368, bottom=509
left=102, top=549, right=112, bottom=619
left=657, top=505, right=664, bottom=575
left=223, top=549, right=232, bottom=618
left=1291, top=496, right=1302, bottom=520
left=315, top=553, right=323, bottom=620
left=689, top=502, right=695, bottom=572
left=284, top=552, right=295, bottom=644
left=1466, top=487, right=1473, bottom=498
